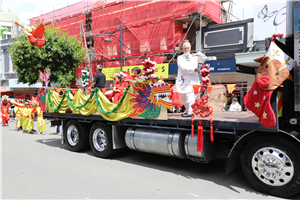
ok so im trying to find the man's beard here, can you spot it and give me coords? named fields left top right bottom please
left=184, top=52, right=190, bottom=57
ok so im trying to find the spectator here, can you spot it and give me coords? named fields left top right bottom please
left=90, top=64, right=106, bottom=90
left=229, top=98, right=242, bottom=112
left=56, top=125, right=61, bottom=136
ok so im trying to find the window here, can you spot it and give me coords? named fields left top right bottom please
left=7, top=35, right=11, bottom=39
left=7, top=27, right=11, bottom=32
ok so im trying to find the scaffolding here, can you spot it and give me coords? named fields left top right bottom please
left=30, top=0, right=223, bottom=82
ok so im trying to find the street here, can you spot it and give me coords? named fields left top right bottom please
left=1, top=119, right=299, bottom=199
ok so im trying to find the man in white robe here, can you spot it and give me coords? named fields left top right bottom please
left=174, top=41, right=207, bottom=117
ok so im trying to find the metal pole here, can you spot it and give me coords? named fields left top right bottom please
left=199, top=12, right=202, bottom=52
left=90, top=35, right=92, bottom=81
left=120, top=25, right=122, bottom=72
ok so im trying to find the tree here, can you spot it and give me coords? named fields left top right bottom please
left=8, top=23, right=86, bottom=88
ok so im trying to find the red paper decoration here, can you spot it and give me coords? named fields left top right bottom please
left=191, top=95, right=213, bottom=118
left=200, top=64, right=210, bottom=93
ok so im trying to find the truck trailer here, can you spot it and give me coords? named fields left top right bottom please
left=43, top=2, right=300, bottom=198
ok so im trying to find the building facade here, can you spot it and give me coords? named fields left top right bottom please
left=0, top=12, right=19, bottom=40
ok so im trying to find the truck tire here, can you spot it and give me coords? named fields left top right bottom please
left=89, top=122, right=116, bottom=158
left=241, top=136, right=300, bottom=198
left=64, top=120, right=89, bottom=152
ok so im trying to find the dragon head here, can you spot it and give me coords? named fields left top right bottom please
left=149, top=83, right=172, bottom=108
left=31, top=97, right=39, bottom=107
left=2, top=95, right=10, bottom=105
left=128, top=78, right=172, bottom=118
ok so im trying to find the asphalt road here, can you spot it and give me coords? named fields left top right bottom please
left=2, top=118, right=300, bottom=199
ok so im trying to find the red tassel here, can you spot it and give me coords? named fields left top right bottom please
left=209, top=116, right=214, bottom=143
left=191, top=116, right=195, bottom=139
left=197, top=120, right=203, bottom=152
left=210, top=124, right=214, bottom=142
left=197, top=126, right=201, bottom=152
left=191, top=124, right=194, bottom=139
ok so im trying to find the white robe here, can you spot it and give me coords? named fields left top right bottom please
left=174, top=52, right=207, bottom=104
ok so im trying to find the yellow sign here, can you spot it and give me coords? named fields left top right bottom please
left=103, top=63, right=169, bottom=81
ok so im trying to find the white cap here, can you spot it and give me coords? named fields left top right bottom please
left=97, top=65, right=103, bottom=70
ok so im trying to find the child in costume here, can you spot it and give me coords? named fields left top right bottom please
left=22, top=102, right=34, bottom=133
left=126, top=67, right=141, bottom=84
left=14, top=106, right=23, bottom=131
left=1, top=96, right=10, bottom=126
left=113, top=76, right=123, bottom=104
left=31, top=99, right=46, bottom=134
left=120, top=71, right=130, bottom=88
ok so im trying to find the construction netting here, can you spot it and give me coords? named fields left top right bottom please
left=30, top=0, right=222, bottom=78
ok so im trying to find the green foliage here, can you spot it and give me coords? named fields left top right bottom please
left=7, top=24, right=86, bottom=87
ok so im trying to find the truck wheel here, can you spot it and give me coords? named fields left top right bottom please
left=89, top=122, right=115, bottom=158
left=64, top=120, right=88, bottom=152
left=241, top=136, right=300, bottom=197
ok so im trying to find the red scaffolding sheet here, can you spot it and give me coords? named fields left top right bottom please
left=30, top=0, right=222, bottom=73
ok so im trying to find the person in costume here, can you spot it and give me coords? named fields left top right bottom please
left=1, top=104, right=9, bottom=126
left=31, top=100, right=46, bottom=134
left=22, top=101, right=34, bottom=133
left=90, top=65, right=106, bottom=89
left=112, top=76, right=123, bottom=104
left=1, top=95, right=10, bottom=126
left=127, top=67, right=141, bottom=83
left=174, top=40, right=208, bottom=117
left=120, top=71, right=130, bottom=88
left=14, top=105, right=23, bottom=131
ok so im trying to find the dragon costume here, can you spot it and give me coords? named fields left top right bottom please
left=31, top=97, right=46, bottom=134
left=22, top=102, right=34, bottom=133
left=1, top=96, right=10, bottom=126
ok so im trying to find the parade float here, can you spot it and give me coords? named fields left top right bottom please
left=7, top=17, right=300, bottom=198
left=42, top=32, right=300, bottom=198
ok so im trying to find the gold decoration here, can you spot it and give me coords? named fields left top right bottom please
left=263, top=112, right=267, bottom=119
left=255, top=102, right=260, bottom=108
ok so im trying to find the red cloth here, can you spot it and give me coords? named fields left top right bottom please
left=113, top=93, right=121, bottom=104
left=1, top=103, right=10, bottom=126
left=169, top=86, right=182, bottom=108
left=121, top=80, right=129, bottom=88
left=126, top=75, right=141, bottom=85
left=113, top=83, right=122, bottom=104
left=244, top=81, right=276, bottom=128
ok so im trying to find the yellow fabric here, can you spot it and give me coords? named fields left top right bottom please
left=36, top=107, right=46, bottom=132
left=10, top=99, right=25, bottom=108
left=22, top=107, right=34, bottom=132
left=277, top=91, right=283, bottom=118
left=14, top=107, right=23, bottom=128
left=47, top=89, right=133, bottom=121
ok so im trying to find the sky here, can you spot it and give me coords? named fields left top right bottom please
left=0, top=0, right=288, bottom=26
left=1, top=0, right=84, bottom=25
